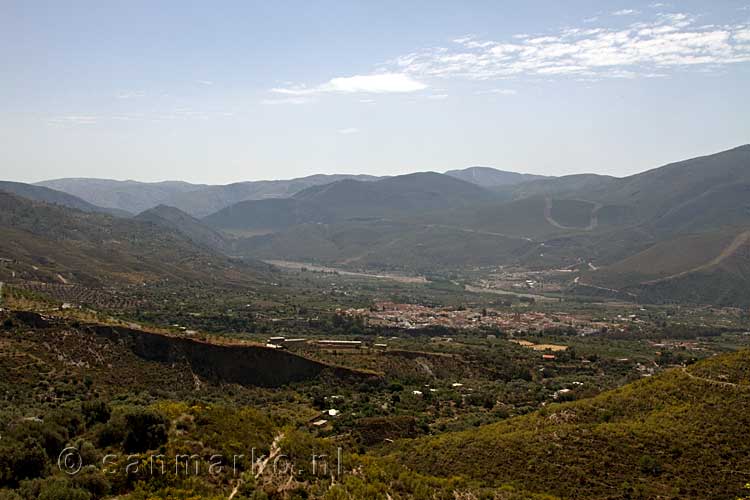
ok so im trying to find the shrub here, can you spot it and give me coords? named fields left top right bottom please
left=0, top=438, right=48, bottom=486
left=638, top=454, right=661, bottom=476
left=71, top=469, right=110, bottom=499
left=96, top=417, right=126, bottom=449
left=81, top=401, right=111, bottom=427
left=48, top=408, right=84, bottom=438
left=36, top=479, right=91, bottom=500
left=122, top=409, right=169, bottom=453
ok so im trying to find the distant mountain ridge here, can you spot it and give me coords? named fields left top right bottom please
left=36, top=174, right=384, bottom=217
left=0, top=180, right=129, bottom=217
left=15, top=144, right=750, bottom=306
left=36, top=178, right=206, bottom=215
left=225, top=145, right=750, bottom=306
left=204, top=172, right=498, bottom=231
left=35, top=167, right=550, bottom=217
left=0, top=191, right=268, bottom=287
left=445, top=166, right=548, bottom=187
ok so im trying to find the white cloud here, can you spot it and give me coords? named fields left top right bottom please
left=426, top=94, right=449, bottom=100
left=272, top=72, right=426, bottom=95
left=612, top=9, right=640, bottom=16
left=116, top=91, right=145, bottom=99
left=390, top=13, right=750, bottom=81
left=197, top=80, right=214, bottom=85
left=261, top=97, right=313, bottom=105
left=338, top=127, right=359, bottom=134
left=475, top=88, right=518, bottom=95
left=47, top=115, right=98, bottom=125
left=735, top=28, right=750, bottom=42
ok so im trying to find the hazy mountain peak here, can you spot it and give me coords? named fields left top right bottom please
left=445, top=166, right=548, bottom=187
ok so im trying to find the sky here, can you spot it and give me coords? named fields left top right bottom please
left=1, top=0, right=749, bottom=184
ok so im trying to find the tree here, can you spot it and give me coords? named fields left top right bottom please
left=0, top=438, right=48, bottom=486
left=122, top=410, right=169, bottom=453
left=81, top=401, right=111, bottom=427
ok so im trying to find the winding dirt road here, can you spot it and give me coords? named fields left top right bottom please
left=681, top=366, right=750, bottom=390
left=544, top=198, right=602, bottom=231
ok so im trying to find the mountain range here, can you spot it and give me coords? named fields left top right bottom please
left=36, top=167, right=542, bottom=217
left=37, top=174, right=383, bottom=217
left=3, top=144, right=750, bottom=306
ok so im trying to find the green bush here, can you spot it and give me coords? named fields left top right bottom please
left=638, top=454, right=661, bottom=476
left=18, top=478, right=91, bottom=500
left=71, top=469, right=110, bottom=499
left=0, top=438, right=48, bottom=486
left=48, top=408, right=84, bottom=438
left=96, top=417, right=126, bottom=449
left=122, top=409, right=169, bottom=453
left=38, top=480, right=91, bottom=500
left=81, top=401, right=111, bottom=427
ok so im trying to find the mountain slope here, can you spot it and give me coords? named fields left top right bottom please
left=537, top=144, right=750, bottom=233
left=581, top=227, right=750, bottom=306
left=391, top=349, right=750, bottom=499
left=36, top=178, right=206, bottom=214
left=237, top=219, right=532, bottom=271
left=162, top=174, right=383, bottom=217
left=135, top=205, right=229, bottom=252
left=0, top=181, right=128, bottom=217
left=206, top=172, right=498, bottom=232
left=36, top=175, right=384, bottom=217
left=0, top=192, right=268, bottom=287
left=445, top=166, right=548, bottom=187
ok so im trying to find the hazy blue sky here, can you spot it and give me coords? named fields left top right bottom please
left=2, top=1, right=749, bottom=184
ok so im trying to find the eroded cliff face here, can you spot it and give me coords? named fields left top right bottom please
left=86, top=324, right=371, bottom=387
left=7, top=311, right=374, bottom=388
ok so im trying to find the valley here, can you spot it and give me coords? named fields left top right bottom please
left=5, top=2, right=750, bottom=497
left=1, top=145, right=750, bottom=499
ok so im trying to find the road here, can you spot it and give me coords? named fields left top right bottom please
left=544, top=197, right=602, bottom=231
left=681, top=366, right=749, bottom=390
left=643, top=230, right=750, bottom=285
left=464, top=284, right=558, bottom=302
left=424, top=224, right=534, bottom=242
left=264, top=260, right=427, bottom=284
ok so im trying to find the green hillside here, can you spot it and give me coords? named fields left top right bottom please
left=594, top=145, right=750, bottom=226
left=380, top=349, right=750, bottom=499
left=166, top=174, right=382, bottom=217
left=205, top=172, right=498, bottom=233
left=0, top=181, right=128, bottom=217
left=135, top=204, right=229, bottom=252
left=0, top=192, right=269, bottom=287
left=582, top=227, right=750, bottom=305
left=203, top=198, right=299, bottom=231
left=236, top=219, right=533, bottom=272
left=36, top=178, right=205, bottom=214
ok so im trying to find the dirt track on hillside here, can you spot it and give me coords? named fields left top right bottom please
left=642, top=230, right=750, bottom=285
left=544, top=198, right=602, bottom=231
